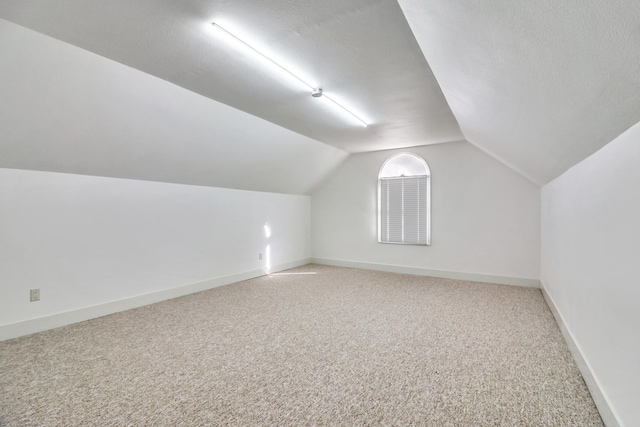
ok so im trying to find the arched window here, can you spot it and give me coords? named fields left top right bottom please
left=378, top=153, right=431, bottom=245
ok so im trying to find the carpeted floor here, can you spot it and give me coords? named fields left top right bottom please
left=0, top=264, right=602, bottom=426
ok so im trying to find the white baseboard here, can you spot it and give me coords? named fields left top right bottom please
left=540, top=281, right=620, bottom=427
left=310, top=258, right=540, bottom=288
left=0, top=258, right=310, bottom=342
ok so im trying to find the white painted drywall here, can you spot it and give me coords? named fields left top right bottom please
left=398, top=0, right=640, bottom=186
left=0, top=19, right=347, bottom=195
left=0, top=2, right=463, bottom=153
left=0, top=168, right=310, bottom=332
left=541, top=121, right=640, bottom=426
left=311, top=141, right=540, bottom=283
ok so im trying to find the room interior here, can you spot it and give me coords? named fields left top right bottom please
left=0, top=0, right=638, bottom=425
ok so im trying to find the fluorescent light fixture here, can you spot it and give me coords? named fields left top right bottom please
left=211, top=22, right=368, bottom=127
left=320, top=93, right=368, bottom=128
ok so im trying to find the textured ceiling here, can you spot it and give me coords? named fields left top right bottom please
left=0, top=0, right=463, bottom=153
left=0, top=19, right=348, bottom=195
left=1, top=0, right=638, bottom=187
left=398, top=0, right=640, bottom=185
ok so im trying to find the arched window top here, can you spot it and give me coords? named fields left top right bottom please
left=379, top=152, right=430, bottom=179
left=378, top=152, right=431, bottom=246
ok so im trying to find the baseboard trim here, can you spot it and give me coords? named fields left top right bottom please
left=540, top=281, right=620, bottom=427
left=0, top=258, right=310, bottom=342
left=310, top=258, right=540, bottom=288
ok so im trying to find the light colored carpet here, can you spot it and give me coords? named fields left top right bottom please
left=0, top=264, right=602, bottom=426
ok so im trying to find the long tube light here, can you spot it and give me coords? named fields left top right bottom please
left=211, top=22, right=368, bottom=127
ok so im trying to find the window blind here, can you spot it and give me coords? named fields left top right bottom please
left=379, top=175, right=429, bottom=245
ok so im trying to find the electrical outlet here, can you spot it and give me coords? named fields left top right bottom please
left=30, top=289, right=40, bottom=302
left=259, top=253, right=263, bottom=260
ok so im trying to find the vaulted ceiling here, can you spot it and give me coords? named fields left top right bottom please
left=1, top=0, right=638, bottom=187
left=398, top=0, right=640, bottom=184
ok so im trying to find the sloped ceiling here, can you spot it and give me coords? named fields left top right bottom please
left=0, top=0, right=462, bottom=154
left=0, top=19, right=347, bottom=195
left=397, top=0, right=640, bottom=185
left=1, top=0, right=639, bottom=188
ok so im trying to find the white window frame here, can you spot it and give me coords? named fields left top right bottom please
left=377, top=153, right=431, bottom=246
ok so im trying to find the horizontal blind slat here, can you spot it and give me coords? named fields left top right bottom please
left=378, top=175, right=429, bottom=245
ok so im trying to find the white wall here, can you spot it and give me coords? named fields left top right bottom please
left=0, top=18, right=347, bottom=195
left=541, top=121, right=640, bottom=427
left=311, top=141, right=540, bottom=285
left=0, top=168, right=310, bottom=340
left=0, top=19, right=334, bottom=341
